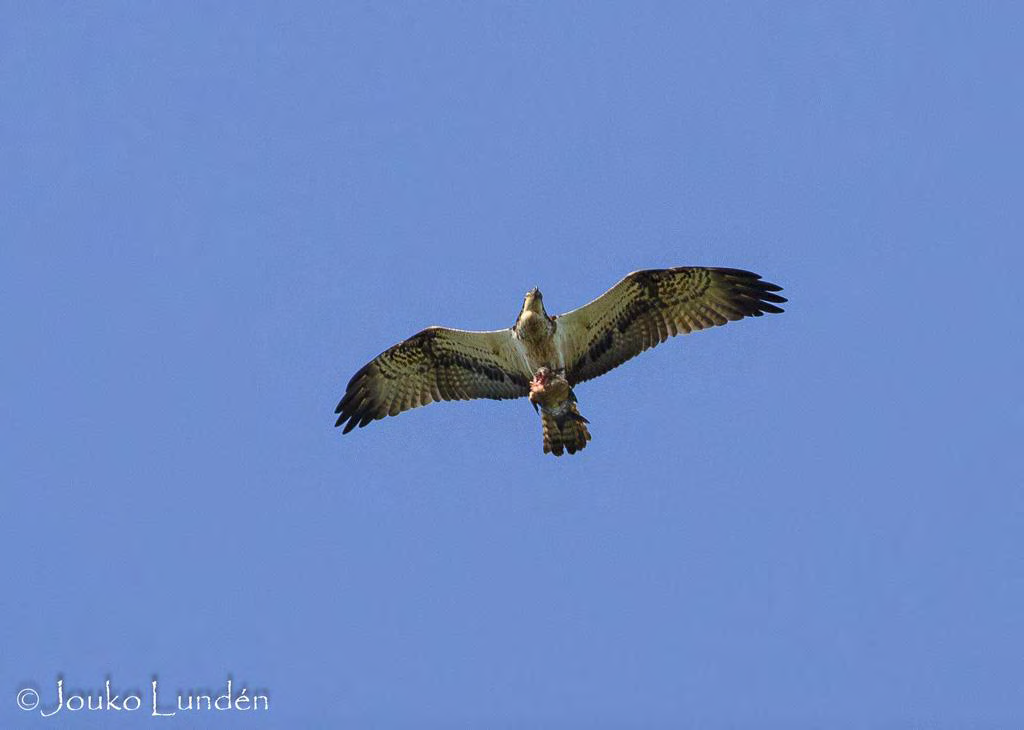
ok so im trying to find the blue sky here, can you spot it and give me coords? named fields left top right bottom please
left=2, top=2, right=1022, bottom=727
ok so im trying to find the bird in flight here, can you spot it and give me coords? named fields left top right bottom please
left=335, top=267, right=785, bottom=456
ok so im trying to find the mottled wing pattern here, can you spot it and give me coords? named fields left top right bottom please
left=335, top=327, right=531, bottom=433
left=556, top=267, right=786, bottom=385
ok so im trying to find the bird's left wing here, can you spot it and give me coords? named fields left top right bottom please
left=555, top=267, right=786, bottom=385
left=335, top=326, right=531, bottom=433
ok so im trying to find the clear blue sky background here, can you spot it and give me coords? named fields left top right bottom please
left=2, top=2, right=1022, bottom=728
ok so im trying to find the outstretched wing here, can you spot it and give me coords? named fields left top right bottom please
left=555, top=267, right=786, bottom=385
left=335, top=326, right=531, bottom=433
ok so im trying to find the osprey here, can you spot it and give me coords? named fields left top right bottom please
left=335, top=267, right=785, bottom=456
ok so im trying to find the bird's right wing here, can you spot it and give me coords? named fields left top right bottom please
left=335, top=326, right=532, bottom=433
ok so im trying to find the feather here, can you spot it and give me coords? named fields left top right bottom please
left=335, top=326, right=531, bottom=432
left=555, top=267, right=786, bottom=385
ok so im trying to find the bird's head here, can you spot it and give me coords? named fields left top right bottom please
left=523, top=287, right=547, bottom=316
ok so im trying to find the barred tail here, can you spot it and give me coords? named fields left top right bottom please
left=540, top=404, right=592, bottom=456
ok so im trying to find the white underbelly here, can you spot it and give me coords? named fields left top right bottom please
left=514, top=334, right=562, bottom=373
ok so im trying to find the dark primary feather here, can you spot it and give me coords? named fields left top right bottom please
left=558, top=267, right=786, bottom=385
left=335, top=326, right=530, bottom=434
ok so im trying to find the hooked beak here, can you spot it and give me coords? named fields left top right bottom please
left=523, top=288, right=545, bottom=314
